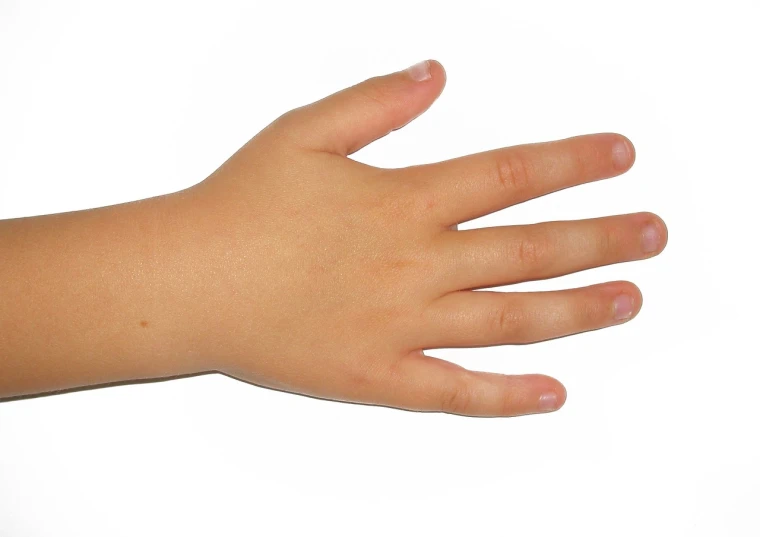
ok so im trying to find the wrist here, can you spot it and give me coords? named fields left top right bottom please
left=0, top=187, right=217, bottom=397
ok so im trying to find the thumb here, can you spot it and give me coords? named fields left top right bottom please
left=383, top=352, right=567, bottom=417
left=275, top=60, right=446, bottom=156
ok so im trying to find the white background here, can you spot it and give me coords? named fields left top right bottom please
left=1, top=1, right=758, bottom=535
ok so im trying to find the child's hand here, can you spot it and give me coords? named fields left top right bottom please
left=176, top=60, right=667, bottom=416
left=0, top=60, right=667, bottom=416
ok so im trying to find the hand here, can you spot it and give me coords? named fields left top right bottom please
left=175, top=59, right=667, bottom=417
left=0, top=60, right=667, bottom=415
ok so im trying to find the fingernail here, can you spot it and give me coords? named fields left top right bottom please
left=613, top=294, right=635, bottom=321
left=406, top=60, right=431, bottom=82
left=612, top=139, right=631, bottom=170
left=641, top=223, right=660, bottom=253
left=538, top=392, right=559, bottom=412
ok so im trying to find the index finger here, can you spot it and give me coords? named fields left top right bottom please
left=406, top=133, right=635, bottom=226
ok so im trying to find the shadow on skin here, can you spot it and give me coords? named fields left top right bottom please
left=0, top=369, right=467, bottom=416
left=0, top=370, right=219, bottom=403
left=0, top=370, right=423, bottom=414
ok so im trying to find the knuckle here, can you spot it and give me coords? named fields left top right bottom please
left=493, top=150, right=534, bottom=195
left=270, top=107, right=303, bottom=132
left=375, top=175, right=429, bottom=221
left=597, top=223, right=622, bottom=258
left=512, top=229, right=553, bottom=271
left=404, top=182, right=441, bottom=220
left=487, top=299, right=544, bottom=344
left=579, top=293, right=606, bottom=326
left=570, top=145, right=591, bottom=181
left=352, top=77, right=395, bottom=114
left=487, top=301, right=522, bottom=341
left=343, top=361, right=378, bottom=394
left=263, top=108, right=310, bottom=149
left=440, top=378, right=473, bottom=414
left=499, top=390, right=523, bottom=416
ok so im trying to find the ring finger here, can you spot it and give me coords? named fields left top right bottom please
left=421, top=281, right=642, bottom=348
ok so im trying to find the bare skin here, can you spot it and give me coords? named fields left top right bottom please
left=0, top=60, right=667, bottom=416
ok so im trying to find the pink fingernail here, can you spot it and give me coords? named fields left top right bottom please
left=642, top=224, right=660, bottom=253
left=613, top=294, right=635, bottom=321
left=538, top=392, right=558, bottom=412
left=612, top=139, right=631, bottom=170
left=406, top=60, right=431, bottom=82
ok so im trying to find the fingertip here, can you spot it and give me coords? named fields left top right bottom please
left=631, top=282, right=644, bottom=317
left=621, top=133, right=636, bottom=165
left=428, top=59, right=447, bottom=87
left=604, top=280, right=643, bottom=322
left=405, top=59, right=433, bottom=82
left=520, top=373, right=566, bottom=414
left=557, top=382, right=568, bottom=409
left=403, top=59, right=446, bottom=95
left=632, top=212, right=666, bottom=257
left=292, top=58, right=451, bottom=155
left=554, top=378, right=568, bottom=407
left=611, top=133, right=636, bottom=172
left=659, top=223, right=669, bottom=256
left=659, top=216, right=669, bottom=249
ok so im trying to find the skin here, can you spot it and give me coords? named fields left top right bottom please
left=0, top=60, right=667, bottom=416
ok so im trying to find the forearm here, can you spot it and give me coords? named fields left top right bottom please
left=0, top=189, right=213, bottom=399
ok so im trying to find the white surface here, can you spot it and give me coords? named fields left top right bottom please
left=1, top=1, right=758, bottom=535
